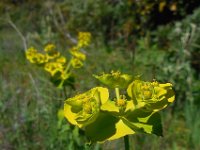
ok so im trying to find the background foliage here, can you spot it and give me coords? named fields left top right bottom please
left=0, top=0, right=200, bottom=149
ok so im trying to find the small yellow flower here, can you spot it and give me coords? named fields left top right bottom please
left=26, top=47, right=49, bottom=64
left=44, top=44, right=60, bottom=59
left=64, top=87, right=109, bottom=128
left=34, top=53, right=49, bottom=64
left=44, top=62, right=63, bottom=76
left=77, top=32, right=91, bottom=48
left=44, top=44, right=56, bottom=52
left=127, top=80, right=175, bottom=111
left=94, top=71, right=133, bottom=89
left=70, top=50, right=86, bottom=61
left=56, top=56, right=67, bottom=64
left=116, top=99, right=126, bottom=107
left=26, top=47, right=37, bottom=54
left=71, top=58, right=84, bottom=68
left=26, top=47, right=38, bottom=62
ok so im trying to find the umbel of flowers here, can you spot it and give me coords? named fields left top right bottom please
left=64, top=71, right=175, bottom=142
left=26, top=32, right=91, bottom=88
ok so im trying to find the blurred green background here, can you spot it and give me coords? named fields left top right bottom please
left=0, top=0, right=200, bottom=150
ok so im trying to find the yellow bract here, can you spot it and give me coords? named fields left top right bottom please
left=64, top=87, right=109, bottom=128
left=70, top=50, right=86, bottom=61
left=68, top=32, right=91, bottom=69
left=71, top=58, right=84, bottom=68
left=107, top=120, right=135, bottom=141
left=44, top=62, right=63, bottom=76
left=63, top=71, right=175, bottom=142
left=26, top=47, right=49, bottom=64
left=27, top=43, right=66, bottom=78
left=44, top=44, right=60, bottom=60
left=25, top=43, right=70, bottom=88
left=44, top=43, right=56, bottom=52
left=56, top=56, right=67, bottom=64
left=77, top=32, right=91, bottom=48
left=127, top=80, right=175, bottom=111
left=70, top=50, right=86, bottom=68
left=94, top=71, right=133, bottom=88
left=25, top=31, right=91, bottom=87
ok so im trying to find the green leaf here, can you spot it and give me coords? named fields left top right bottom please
left=85, top=112, right=119, bottom=142
left=107, top=119, right=135, bottom=141
left=124, top=109, right=163, bottom=136
left=84, top=107, right=162, bottom=142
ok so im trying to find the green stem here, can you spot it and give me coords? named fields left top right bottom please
left=65, top=59, right=72, bottom=73
left=57, top=59, right=72, bottom=89
left=115, top=87, right=120, bottom=100
left=124, top=135, right=130, bottom=150
left=63, top=86, right=68, bottom=98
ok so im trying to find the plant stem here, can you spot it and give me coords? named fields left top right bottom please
left=124, top=135, right=130, bottom=150
left=115, top=87, right=120, bottom=100
left=63, top=86, right=68, bottom=98
left=65, top=59, right=72, bottom=73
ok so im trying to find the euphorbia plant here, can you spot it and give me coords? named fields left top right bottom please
left=25, top=32, right=91, bottom=89
left=25, top=32, right=92, bottom=149
left=26, top=31, right=175, bottom=148
left=64, top=71, right=175, bottom=147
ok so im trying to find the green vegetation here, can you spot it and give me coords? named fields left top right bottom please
left=0, top=1, right=200, bottom=149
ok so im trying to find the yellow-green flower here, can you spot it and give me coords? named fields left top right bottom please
left=70, top=50, right=86, bottom=61
left=25, top=32, right=91, bottom=89
left=26, top=47, right=37, bottom=55
left=33, top=53, right=49, bottom=64
left=44, top=43, right=56, bottom=52
left=94, top=71, right=133, bottom=89
left=101, top=98, right=134, bottom=115
left=44, top=44, right=60, bottom=59
left=44, top=62, right=64, bottom=76
left=64, top=87, right=109, bottom=128
left=56, top=56, right=67, bottom=64
left=77, top=32, right=91, bottom=48
left=26, top=47, right=37, bottom=62
left=71, top=58, right=84, bottom=68
left=127, top=80, right=175, bottom=111
left=70, top=48, right=86, bottom=68
left=26, top=47, right=49, bottom=64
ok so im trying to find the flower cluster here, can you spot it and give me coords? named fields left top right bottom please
left=64, top=71, right=175, bottom=142
left=26, top=32, right=91, bottom=88
left=69, top=32, right=91, bottom=68
left=64, top=87, right=109, bottom=128
left=127, top=79, right=174, bottom=111
left=26, top=47, right=49, bottom=64
left=77, top=32, right=91, bottom=48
